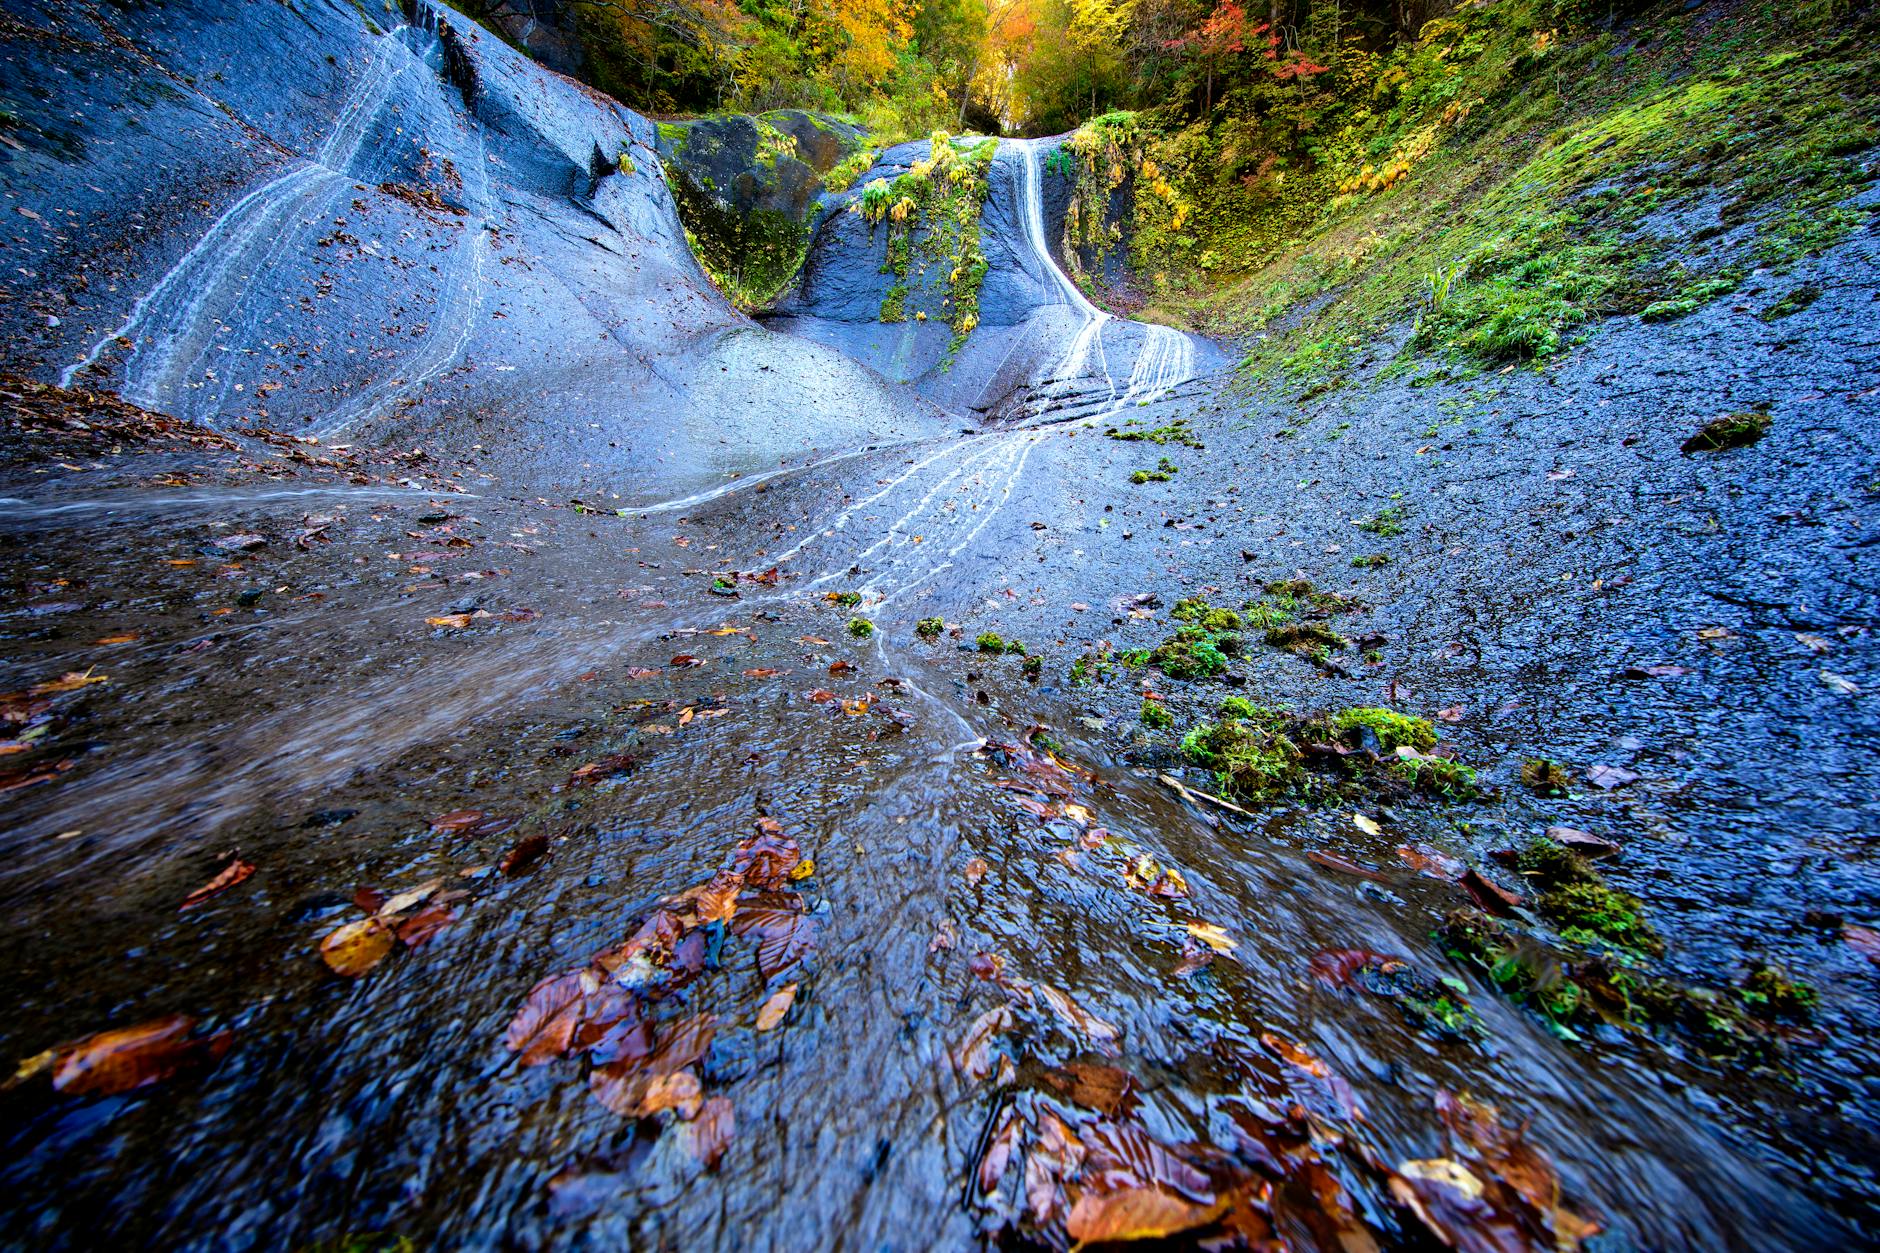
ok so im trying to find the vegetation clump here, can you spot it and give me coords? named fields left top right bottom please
left=856, top=132, right=996, bottom=352
left=1265, top=621, right=1347, bottom=660
left=1129, top=456, right=1179, bottom=484
left=1125, top=619, right=1242, bottom=680
left=915, top=617, right=944, bottom=639
left=1180, top=710, right=1304, bottom=802
left=1106, top=418, right=1205, bottom=448
left=1521, top=758, right=1569, bottom=796
left=1333, top=707, right=1435, bottom=752
left=976, top=632, right=1007, bottom=653
left=846, top=617, right=875, bottom=638
left=1356, top=504, right=1407, bottom=538
left=1681, top=411, right=1771, bottom=453
left=1350, top=553, right=1391, bottom=569
left=1140, top=701, right=1174, bottom=729
left=1391, top=750, right=1479, bottom=800
left=1515, top=838, right=1661, bottom=954
left=1171, top=598, right=1243, bottom=632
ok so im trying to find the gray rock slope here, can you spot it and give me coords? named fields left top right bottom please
left=0, top=0, right=949, bottom=500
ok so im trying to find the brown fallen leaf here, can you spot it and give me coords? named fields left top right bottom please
left=179, top=857, right=255, bottom=911
left=499, top=833, right=551, bottom=876
left=1037, top=1060, right=1138, bottom=1116
left=1067, top=1186, right=1224, bottom=1245
left=1309, top=850, right=1384, bottom=881
left=1845, top=924, right=1880, bottom=965
left=755, top=983, right=798, bottom=1031
left=1038, top=984, right=1121, bottom=1054
left=319, top=916, right=396, bottom=977
left=742, top=667, right=785, bottom=678
left=29, top=670, right=108, bottom=695
left=1398, top=842, right=1464, bottom=881
left=639, top=1069, right=703, bottom=1118
left=396, top=902, right=458, bottom=948
left=213, top=533, right=266, bottom=551
left=624, top=666, right=658, bottom=679
left=1585, top=763, right=1638, bottom=789
left=1461, top=868, right=1524, bottom=916
left=506, top=970, right=592, bottom=1065
left=964, top=856, right=989, bottom=886
left=953, top=1005, right=1014, bottom=1080
left=430, top=808, right=516, bottom=837
left=828, top=659, right=856, bottom=675
left=682, top=1095, right=734, bottom=1168
left=978, top=1104, right=1023, bottom=1193
left=93, top=633, right=139, bottom=645
left=1545, top=826, right=1620, bottom=858
left=671, top=654, right=705, bottom=668
left=1309, top=949, right=1408, bottom=989
left=50, top=1015, right=230, bottom=1097
left=569, top=753, right=637, bottom=786
left=376, top=879, right=442, bottom=918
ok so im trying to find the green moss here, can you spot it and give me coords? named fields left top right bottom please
left=830, top=590, right=862, bottom=607
left=1357, top=504, right=1407, bottom=537
left=1391, top=752, right=1478, bottom=800
left=1521, top=758, right=1569, bottom=796
left=1105, top=419, right=1205, bottom=449
left=1350, top=553, right=1391, bottom=568
left=1172, top=599, right=1243, bottom=632
left=1140, top=701, right=1174, bottom=729
left=1736, top=964, right=1817, bottom=1023
left=855, top=133, right=996, bottom=351
left=976, top=632, right=1006, bottom=654
left=1022, top=654, right=1043, bottom=679
left=1759, top=284, right=1821, bottom=322
left=1681, top=411, right=1771, bottom=453
left=1219, top=695, right=1260, bottom=720
left=1334, top=707, right=1436, bottom=752
left=1516, top=838, right=1661, bottom=954
left=846, top=617, right=875, bottom=638
left=1129, top=455, right=1180, bottom=484
left=915, top=617, right=944, bottom=639
left=1180, top=716, right=1304, bottom=802
left=1265, top=622, right=1348, bottom=658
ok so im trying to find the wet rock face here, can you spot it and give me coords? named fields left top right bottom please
left=0, top=0, right=947, bottom=498
left=655, top=111, right=869, bottom=301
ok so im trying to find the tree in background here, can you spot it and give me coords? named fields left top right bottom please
left=1161, top=0, right=1277, bottom=111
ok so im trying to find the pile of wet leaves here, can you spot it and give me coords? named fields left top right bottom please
left=969, top=1041, right=1601, bottom=1249
left=503, top=817, right=818, bottom=1170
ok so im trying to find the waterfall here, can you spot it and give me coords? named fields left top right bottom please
left=1005, top=137, right=1194, bottom=415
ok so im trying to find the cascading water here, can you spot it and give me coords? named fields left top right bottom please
left=1006, top=136, right=1195, bottom=416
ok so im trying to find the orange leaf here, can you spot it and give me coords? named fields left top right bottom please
left=1066, top=1186, right=1223, bottom=1245
left=319, top=916, right=395, bottom=977
left=179, top=858, right=254, bottom=911
left=51, top=1015, right=229, bottom=1097
left=755, top=983, right=798, bottom=1031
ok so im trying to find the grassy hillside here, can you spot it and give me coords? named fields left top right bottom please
left=1057, top=0, right=1878, bottom=390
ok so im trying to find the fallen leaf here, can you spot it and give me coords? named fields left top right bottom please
left=318, top=916, right=395, bottom=977
left=1038, top=984, right=1121, bottom=1053
left=1844, top=924, right=1880, bottom=965
left=978, top=1105, right=1023, bottom=1193
left=639, top=1069, right=703, bottom=1118
left=377, top=879, right=443, bottom=917
left=430, top=809, right=515, bottom=837
left=743, top=667, right=784, bottom=678
left=29, top=670, right=108, bottom=695
left=1352, top=813, right=1382, bottom=836
left=828, top=660, right=856, bottom=675
left=624, top=666, right=658, bottom=679
left=953, top=1004, right=1014, bottom=1080
left=1309, top=949, right=1407, bottom=988
left=569, top=753, right=637, bottom=786
left=1397, top=843, right=1464, bottom=881
left=964, top=856, right=989, bottom=886
left=396, top=902, right=458, bottom=948
left=499, top=833, right=551, bottom=876
left=1820, top=671, right=1860, bottom=696
left=1585, top=764, right=1638, bottom=789
left=1185, top=921, right=1236, bottom=953
left=1461, top=868, right=1523, bottom=916
left=179, top=858, right=255, bottom=910
left=682, top=1096, right=734, bottom=1168
left=671, top=654, right=705, bottom=668
left=755, top=983, right=798, bottom=1031
left=213, top=533, right=266, bottom=551
left=1067, top=1186, right=1224, bottom=1245
left=1037, top=1060, right=1138, bottom=1116
left=50, top=1015, right=229, bottom=1097
left=1309, top=851, right=1384, bottom=881
left=505, top=971, right=591, bottom=1065
left=93, top=634, right=139, bottom=645
left=1545, top=826, right=1620, bottom=858
left=1795, top=633, right=1832, bottom=654
left=1435, top=705, right=1464, bottom=723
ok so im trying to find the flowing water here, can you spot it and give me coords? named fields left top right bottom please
left=1, top=55, right=1873, bottom=1252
